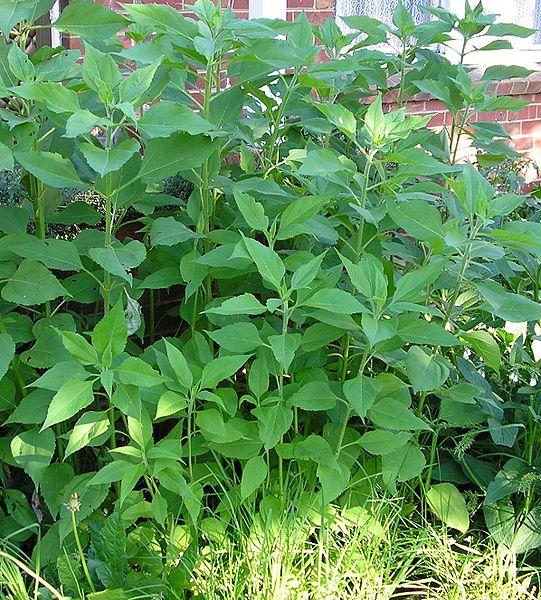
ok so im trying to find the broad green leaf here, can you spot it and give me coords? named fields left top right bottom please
left=56, top=330, right=98, bottom=366
left=289, top=381, right=337, bottom=411
left=43, top=379, right=95, bottom=429
left=363, top=95, right=385, bottom=145
left=253, top=402, right=293, bottom=450
left=359, top=430, right=412, bottom=456
left=477, top=281, right=541, bottom=323
left=81, top=138, right=139, bottom=177
left=164, top=340, right=193, bottom=388
left=55, top=0, right=129, bottom=40
left=83, top=43, right=121, bottom=96
left=313, top=101, right=356, bottom=140
left=207, top=294, right=267, bottom=316
left=15, top=82, right=80, bottom=114
left=268, top=333, right=302, bottom=372
left=243, top=237, right=285, bottom=290
left=405, top=346, right=449, bottom=393
left=92, top=301, right=127, bottom=362
left=116, top=357, right=164, bottom=388
left=398, top=318, right=459, bottom=346
left=343, top=375, right=378, bottom=418
left=461, top=330, right=501, bottom=371
left=233, top=189, right=269, bottom=232
left=10, top=237, right=82, bottom=271
left=156, top=391, right=187, bottom=419
left=138, top=133, right=216, bottom=182
left=2, top=260, right=68, bottom=306
left=390, top=260, right=443, bottom=305
left=15, top=151, right=87, bottom=190
left=341, top=253, right=387, bottom=306
left=382, top=442, right=426, bottom=485
left=200, top=355, right=250, bottom=389
left=208, top=323, right=262, bottom=353
left=11, top=428, right=55, bottom=487
left=149, top=217, right=198, bottom=246
left=368, top=398, right=430, bottom=431
left=65, top=109, right=103, bottom=139
left=291, top=253, right=325, bottom=290
left=119, top=60, right=162, bottom=105
left=138, top=100, right=215, bottom=138
left=64, top=411, right=109, bottom=458
left=0, top=333, right=14, bottom=382
left=427, top=483, right=469, bottom=534
left=304, top=289, right=367, bottom=314
left=241, top=455, right=267, bottom=499
left=89, top=240, right=146, bottom=283
left=388, top=197, right=444, bottom=242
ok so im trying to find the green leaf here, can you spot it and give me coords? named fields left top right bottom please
left=341, top=253, right=387, bottom=306
left=15, top=82, right=80, bottom=114
left=56, top=330, right=99, bottom=366
left=164, top=340, right=193, bottom=388
left=138, top=100, right=215, bottom=138
left=11, top=428, right=55, bottom=487
left=200, top=355, right=250, bottom=389
left=207, top=294, right=267, bottom=316
left=2, top=260, right=68, bottom=306
left=156, top=391, right=187, bottom=419
left=291, top=253, right=325, bottom=291
left=289, top=381, right=337, bottom=411
left=64, top=411, right=109, bottom=458
left=10, top=237, right=82, bottom=272
left=43, top=379, right=95, bottom=429
left=405, top=346, right=449, bottom=393
left=382, top=442, right=426, bottom=485
left=82, top=43, right=121, bottom=96
left=89, top=240, right=146, bottom=283
left=268, top=333, right=302, bottom=372
left=486, top=23, right=536, bottom=38
left=0, top=333, right=14, bottom=382
left=482, top=65, right=534, bottom=81
left=388, top=197, right=444, bottom=242
left=398, top=318, right=459, bottom=346
left=427, top=483, right=469, bottom=534
left=359, top=430, right=412, bottom=456
left=55, top=0, right=129, bottom=40
left=304, top=289, right=367, bottom=314
left=313, top=101, right=356, bottom=140
left=81, top=138, right=139, bottom=177
left=477, top=281, right=541, bottom=323
left=233, top=189, right=269, bottom=232
left=92, top=301, right=127, bottom=363
left=363, top=95, right=385, bottom=145
left=138, top=133, right=217, bottom=182
left=15, top=151, right=87, bottom=190
left=461, top=330, right=501, bottom=371
left=116, top=357, right=164, bottom=388
left=343, top=375, right=378, bottom=419
left=241, top=455, right=267, bottom=499
left=149, top=217, right=198, bottom=246
left=253, top=402, right=293, bottom=450
left=243, top=237, right=285, bottom=290
left=368, top=398, right=431, bottom=431
left=208, top=323, right=262, bottom=353
left=119, top=60, right=162, bottom=105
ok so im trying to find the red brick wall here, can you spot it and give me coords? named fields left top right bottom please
left=287, top=0, right=334, bottom=25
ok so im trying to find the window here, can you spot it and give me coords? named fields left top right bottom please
left=336, top=0, right=434, bottom=29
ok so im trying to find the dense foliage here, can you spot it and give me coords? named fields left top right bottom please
left=1, top=0, right=541, bottom=597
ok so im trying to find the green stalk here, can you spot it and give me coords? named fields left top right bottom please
left=29, top=174, right=51, bottom=318
left=70, top=510, right=96, bottom=593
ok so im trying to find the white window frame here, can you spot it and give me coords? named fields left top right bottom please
left=49, top=0, right=62, bottom=47
left=249, top=0, right=287, bottom=20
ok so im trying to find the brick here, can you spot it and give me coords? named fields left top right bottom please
left=316, top=0, right=335, bottom=7
left=428, top=112, right=444, bottom=128
left=522, top=120, right=541, bottom=135
left=502, top=121, right=522, bottom=136
left=287, top=0, right=315, bottom=7
left=508, top=136, right=533, bottom=151
left=424, top=99, right=446, bottom=112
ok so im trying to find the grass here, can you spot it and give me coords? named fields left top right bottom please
left=1, top=495, right=539, bottom=599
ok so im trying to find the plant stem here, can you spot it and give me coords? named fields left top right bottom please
left=71, top=511, right=96, bottom=593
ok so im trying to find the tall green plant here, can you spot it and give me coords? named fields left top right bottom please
left=0, top=0, right=541, bottom=594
